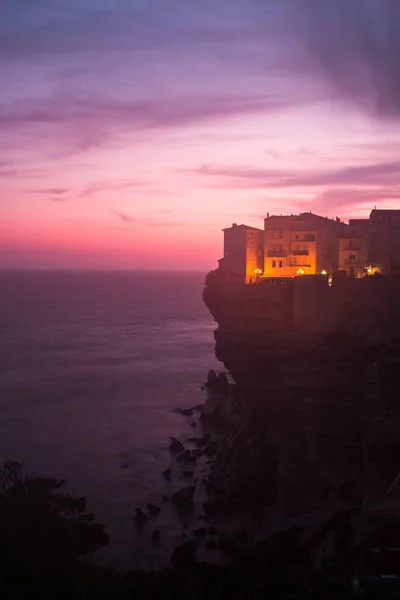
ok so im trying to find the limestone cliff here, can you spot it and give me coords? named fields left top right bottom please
left=202, top=272, right=400, bottom=530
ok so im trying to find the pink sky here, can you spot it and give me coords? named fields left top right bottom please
left=1, top=0, right=400, bottom=269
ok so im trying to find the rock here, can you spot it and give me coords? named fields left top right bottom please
left=176, top=449, right=196, bottom=463
left=171, top=486, right=195, bottom=507
left=206, top=540, right=218, bottom=550
left=206, top=370, right=217, bottom=389
left=152, top=529, right=160, bottom=544
left=163, top=468, right=172, bottom=480
left=192, top=404, right=203, bottom=410
left=193, top=527, right=207, bottom=538
left=170, top=540, right=199, bottom=569
left=134, top=507, right=148, bottom=526
left=190, top=421, right=197, bottom=428
left=202, top=478, right=208, bottom=485
left=181, top=470, right=194, bottom=478
left=203, top=442, right=219, bottom=457
left=147, top=502, right=161, bottom=515
left=162, top=495, right=170, bottom=502
left=191, top=449, right=203, bottom=458
left=216, top=372, right=229, bottom=391
left=169, top=437, right=185, bottom=454
left=208, top=526, right=219, bottom=536
left=121, top=463, right=129, bottom=469
left=174, top=408, right=193, bottom=417
left=218, top=535, right=237, bottom=556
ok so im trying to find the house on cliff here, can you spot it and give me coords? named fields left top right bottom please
left=218, top=224, right=264, bottom=283
left=217, top=209, right=400, bottom=284
left=338, top=219, right=370, bottom=278
left=264, top=212, right=347, bottom=278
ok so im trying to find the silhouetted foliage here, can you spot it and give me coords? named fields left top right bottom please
left=0, top=460, right=109, bottom=598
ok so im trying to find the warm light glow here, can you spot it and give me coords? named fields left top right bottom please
left=296, top=268, right=305, bottom=275
left=254, top=268, right=262, bottom=275
left=366, top=265, right=379, bottom=275
left=321, top=269, right=327, bottom=275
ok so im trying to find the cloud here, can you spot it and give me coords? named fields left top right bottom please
left=110, top=209, right=182, bottom=227
left=193, top=160, right=400, bottom=189
left=29, top=187, right=69, bottom=195
left=110, top=210, right=137, bottom=223
left=81, top=180, right=144, bottom=197
left=293, top=0, right=400, bottom=118
left=309, top=188, right=400, bottom=213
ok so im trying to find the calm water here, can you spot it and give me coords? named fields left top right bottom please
left=0, top=270, right=220, bottom=568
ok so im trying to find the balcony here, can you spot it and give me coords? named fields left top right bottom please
left=342, top=245, right=360, bottom=251
left=267, top=249, right=286, bottom=257
left=289, top=263, right=311, bottom=267
left=292, top=249, right=309, bottom=256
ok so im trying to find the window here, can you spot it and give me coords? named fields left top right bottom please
left=279, top=261, right=283, bottom=268
left=304, top=233, right=315, bottom=241
left=272, top=260, right=276, bottom=268
left=349, top=254, right=356, bottom=260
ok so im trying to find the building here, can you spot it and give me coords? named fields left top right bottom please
left=369, top=209, right=400, bottom=275
left=217, top=209, right=400, bottom=284
left=263, top=212, right=347, bottom=278
left=338, top=219, right=370, bottom=277
left=218, top=224, right=264, bottom=283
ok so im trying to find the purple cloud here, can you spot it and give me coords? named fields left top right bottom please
left=194, top=160, right=400, bottom=189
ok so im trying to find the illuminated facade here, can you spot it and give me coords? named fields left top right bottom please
left=218, top=223, right=264, bottom=283
left=218, top=209, right=400, bottom=283
left=263, top=213, right=346, bottom=278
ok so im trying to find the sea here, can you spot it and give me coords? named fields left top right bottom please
left=0, top=270, right=221, bottom=569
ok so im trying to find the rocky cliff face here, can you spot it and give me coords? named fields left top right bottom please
left=202, top=275, right=400, bottom=533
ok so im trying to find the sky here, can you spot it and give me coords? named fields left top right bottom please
left=1, top=0, right=400, bottom=269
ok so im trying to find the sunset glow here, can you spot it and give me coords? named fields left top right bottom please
left=2, top=0, right=400, bottom=269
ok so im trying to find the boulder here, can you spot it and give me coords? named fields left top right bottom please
left=170, top=540, right=199, bottom=569
left=190, top=421, right=197, bottom=428
left=206, top=540, right=218, bottom=550
left=174, top=408, right=193, bottom=417
left=203, top=441, right=219, bottom=457
left=206, top=370, right=217, bottom=390
left=147, top=502, right=161, bottom=515
left=191, top=449, right=203, bottom=458
left=169, top=437, right=185, bottom=454
left=208, top=526, right=219, bottom=536
left=134, top=507, right=148, bottom=526
left=193, top=527, right=207, bottom=538
left=162, top=495, right=170, bottom=502
left=181, top=470, right=194, bottom=478
left=152, top=529, right=160, bottom=544
left=176, top=449, right=196, bottom=463
left=171, top=486, right=195, bottom=507
left=163, top=468, right=172, bottom=480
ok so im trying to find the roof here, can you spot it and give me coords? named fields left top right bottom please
left=264, top=212, right=344, bottom=225
left=222, top=224, right=264, bottom=232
